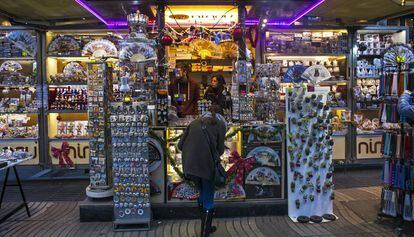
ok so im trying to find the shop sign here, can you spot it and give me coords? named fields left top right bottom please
left=0, top=140, right=39, bottom=165
left=357, top=135, right=382, bottom=159
left=49, top=140, right=89, bottom=165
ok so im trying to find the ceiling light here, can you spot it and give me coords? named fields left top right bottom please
left=263, top=18, right=268, bottom=23
left=357, top=19, right=368, bottom=23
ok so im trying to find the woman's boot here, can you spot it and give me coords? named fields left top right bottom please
left=202, top=209, right=216, bottom=237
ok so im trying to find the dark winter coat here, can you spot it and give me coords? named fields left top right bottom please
left=398, top=92, right=414, bottom=122
left=178, top=118, right=226, bottom=181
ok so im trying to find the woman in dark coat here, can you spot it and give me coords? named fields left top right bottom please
left=398, top=90, right=414, bottom=122
left=204, top=75, right=226, bottom=114
left=178, top=105, right=226, bottom=237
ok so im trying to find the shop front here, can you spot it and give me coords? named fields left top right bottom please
left=0, top=0, right=410, bottom=228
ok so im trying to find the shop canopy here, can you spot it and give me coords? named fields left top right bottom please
left=0, top=0, right=414, bottom=29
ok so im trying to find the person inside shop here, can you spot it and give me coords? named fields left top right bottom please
left=204, top=75, right=232, bottom=115
left=178, top=104, right=226, bottom=237
left=169, top=64, right=200, bottom=117
left=398, top=90, right=414, bottom=121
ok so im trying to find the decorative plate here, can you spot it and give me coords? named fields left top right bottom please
left=171, top=182, right=199, bottom=200
left=301, top=65, right=331, bottom=84
left=214, top=183, right=246, bottom=200
left=6, top=31, right=37, bottom=57
left=248, top=125, right=282, bottom=143
left=383, top=44, right=414, bottom=66
left=283, top=65, right=306, bottom=83
left=0, top=61, right=23, bottom=72
left=119, top=42, right=155, bottom=62
left=148, top=137, right=163, bottom=173
left=247, top=146, right=280, bottom=167
left=47, top=35, right=81, bottom=55
left=245, top=167, right=280, bottom=186
left=62, top=62, right=85, bottom=77
left=82, top=39, right=118, bottom=58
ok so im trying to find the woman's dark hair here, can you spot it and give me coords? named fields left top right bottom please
left=216, top=74, right=226, bottom=86
left=203, top=104, right=222, bottom=125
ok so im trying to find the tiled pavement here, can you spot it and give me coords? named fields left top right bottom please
left=0, top=169, right=413, bottom=237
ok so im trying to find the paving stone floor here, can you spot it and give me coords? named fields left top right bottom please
left=0, top=169, right=413, bottom=237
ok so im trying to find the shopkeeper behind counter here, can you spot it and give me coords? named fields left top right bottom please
left=169, top=64, right=200, bottom=117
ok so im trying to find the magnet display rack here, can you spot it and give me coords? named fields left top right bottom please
left=111, top=101, right=151, bottom=230
left=85, top=62, right=113, bottom=198
left=0, top=27, right=42, bottom=166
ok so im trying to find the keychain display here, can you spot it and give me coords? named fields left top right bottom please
left=156, top=94, right=168, bottom=126
left=286, top=86, right=335, bottom=221
left=232, top=94, right=254, bottom=122
left=86, top=62, right=113, bottom=197
left=110, top=102, right=151, bottom=224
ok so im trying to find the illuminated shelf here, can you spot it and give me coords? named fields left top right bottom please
left=0, top=111, right=38, bottom=114
left=48, top=82, right=87, bottom=86
left=331, top=107, right=349, bottom=110
left=0, top=57, right=35, bottom=60
left=0, top=84, right=37, bottom=87
left=265, top=53, right=347, bottom=58
left=48, top=109, right=87, bottom=114
left=319, top=80, right=348, bottom=85
left=0, top=138, right=38, bottom=141
left=49, top=138, right=89, bottom=141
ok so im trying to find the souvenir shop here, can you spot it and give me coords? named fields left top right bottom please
left=0, top=0, right=413, bottom=228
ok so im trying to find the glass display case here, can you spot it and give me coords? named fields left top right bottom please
left=45, top=30, right=121, bottom=167
left=353, top=26, right=408, bottom=161
left=0, top=27, right=40, bottom=165
left=265, top=29, right=350, bottom=160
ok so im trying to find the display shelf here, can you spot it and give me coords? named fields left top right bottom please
left=319, top=80, right=349, bottom=85
left=0, top=57, right=35, bottom=60
left=265, top=53, right=347, bottom=57
left=0, top=111, right=38, bottom=114
left=0, top=138, right=38, bottom=141
left=0, top=85, right=37, bottom=88
left=48, top=82, right=87, bottom=86
left=331, top=107, right=349, bottom=110
left=357, top=107, right=380, bottom=111
left=48, top=137, right=89, bottom=141
left=47, top=110, right=87, bottom=114
left=355, top=76, right=381, bottom=79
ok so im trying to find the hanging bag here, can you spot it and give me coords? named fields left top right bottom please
left=201, top=120, right=226, bottom=188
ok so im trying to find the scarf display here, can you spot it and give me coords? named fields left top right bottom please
left=379, top=66, right=414, bottom=97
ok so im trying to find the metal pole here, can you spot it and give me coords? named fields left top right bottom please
left=157, top=0, right=166, bottom=77
left=237, top=1, right=247, bottom=61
